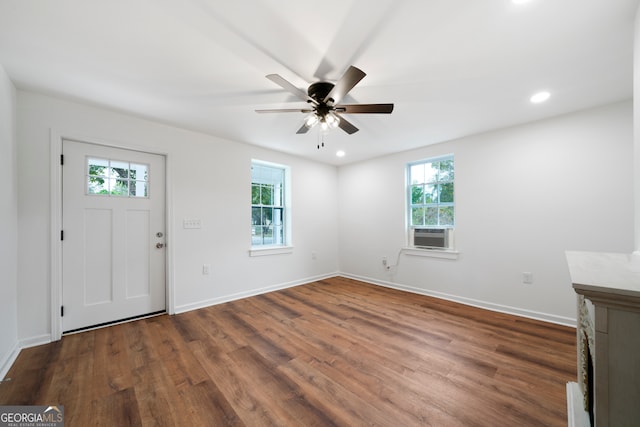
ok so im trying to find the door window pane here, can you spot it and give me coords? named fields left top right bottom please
left=86, top=157, right=149, bottom=198
left=110, top=160, right=129, bottom=179
left=130, top=181, right=148, bottom=198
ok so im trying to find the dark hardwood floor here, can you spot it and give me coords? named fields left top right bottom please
left=0, top=277, right=576, bottom=426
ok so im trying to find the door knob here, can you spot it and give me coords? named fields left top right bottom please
left=156, top=243, right=164, bottom=249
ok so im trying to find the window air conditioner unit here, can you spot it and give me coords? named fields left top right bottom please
left=413, top=228, right=450, bottom=249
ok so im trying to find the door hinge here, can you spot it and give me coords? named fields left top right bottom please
left=61, top=306, right=64, bottom=317
left=61, top=230, right=64, bottom=241
left=60, top=154, right=64, bottom=166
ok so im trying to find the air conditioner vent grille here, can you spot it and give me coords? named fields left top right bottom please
left=413, top=228, right=448, bottom=248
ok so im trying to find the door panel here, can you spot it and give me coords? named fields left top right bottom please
left=125, top=209, right=151, bottom=298
left=84, top=208, right=113, bottom=305
left=62, top=140, right=166, bottom=332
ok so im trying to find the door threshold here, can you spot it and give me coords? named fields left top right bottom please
left=63, top=310, right=166, bottom=335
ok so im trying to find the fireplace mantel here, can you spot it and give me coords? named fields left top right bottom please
left=566, top=250, right=640, bottom=427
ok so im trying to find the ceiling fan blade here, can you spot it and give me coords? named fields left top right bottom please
left=335, top=103, right=394, bottom=114
left=266, top=74, right=316, bottom=104
left=255, top=108, right=313, bottom=113
left=336, top=114, right=359, bottom=134
left=296, top=123, right=311, bottom=134
left=323, top=66, right=366, bottom=104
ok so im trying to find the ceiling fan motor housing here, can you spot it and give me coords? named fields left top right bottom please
left=307, top=82, right=335, bottom=104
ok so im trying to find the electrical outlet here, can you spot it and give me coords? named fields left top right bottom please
left=203, top=264, right=210, bottom=275
left=522, top=272, right=533, bottom=284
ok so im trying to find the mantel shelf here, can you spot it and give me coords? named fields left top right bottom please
left=566, top=250, right=640, bottom=310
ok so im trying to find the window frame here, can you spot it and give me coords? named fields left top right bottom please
left=85, top=156, right=150, bottom=198
left=406, top=154, right=456, bottom=251
left=249, top=159, right=292, bottom=256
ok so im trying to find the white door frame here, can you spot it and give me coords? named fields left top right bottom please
left=49, top=130, right=175, bottom=341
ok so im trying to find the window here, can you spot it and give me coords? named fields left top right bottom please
left=87, top=157, right=148, bottom=198
left=251, top=160, right=290, bottom=248
left=408, top=155, right=454, bottom=228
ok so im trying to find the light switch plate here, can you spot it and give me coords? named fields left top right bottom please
left=183, top=219, right=202, bottom=229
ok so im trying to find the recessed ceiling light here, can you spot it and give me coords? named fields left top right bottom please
left=530, top=91, right=551, bottom=104
left=336, top=150, right=346, bottom=157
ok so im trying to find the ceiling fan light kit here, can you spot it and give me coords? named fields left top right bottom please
left=305, top=111, right=340, bottom=131
left=256, top=65, right=394, bottom=139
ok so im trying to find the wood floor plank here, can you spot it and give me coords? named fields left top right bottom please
left=46, top=349, right=94, bottom=426
left=0, top=341, right=61, bottom=405
left=145, top=316, right=210, bottom=390
left=130, top=360, right=183, bottom=427
left=90, top=324, right=133, bottom=400
left=90, top=387, right=143, bottom=427
left=279, top=357, right=396, bottom=426
left=177, top=380, right=244, bottom=426
left=191, top=339, right=292, bottom=426
left=0, top=277, right=576, bottom=426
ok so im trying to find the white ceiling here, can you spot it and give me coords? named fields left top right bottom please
left=0, top=0, right=637, bottom=165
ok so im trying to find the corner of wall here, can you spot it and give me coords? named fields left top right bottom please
left=0, top=64, right=19, bottom=379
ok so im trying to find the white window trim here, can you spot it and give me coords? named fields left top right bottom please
left=249, top=246, right=294, bottom=257
left=406, top=154, right=456, bottom=252
left=250, top=159, right=292, bottom=253
left=402, top=247, right=460, bottom=260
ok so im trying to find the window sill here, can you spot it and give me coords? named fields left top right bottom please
left=403, top=247, right=459, bottom=260
left=249, top=246, right=294, bottom=257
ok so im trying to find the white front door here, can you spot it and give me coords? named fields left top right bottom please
left=62, top=139, right=166, bottom=332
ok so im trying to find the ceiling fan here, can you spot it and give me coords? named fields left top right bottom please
left=256, top=66, right=393, bottom=135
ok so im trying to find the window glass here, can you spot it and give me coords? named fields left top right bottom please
left=407, top=155, right=455, bottom=228
left=87, top=157, right=149, bottom=198
left=251, top=161, right=290, bottom=247
left=410, top=164, right=425, bottom=184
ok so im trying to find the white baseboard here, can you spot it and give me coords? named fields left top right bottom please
left=340, top=272, right=577, bottom=327
left=0, top=335, right=52, bottom=380
left=0, top=341, right=20, bottom=381
left=19, top=334, right=52, bottom=349
left=174, top=272, right=339, bottom=314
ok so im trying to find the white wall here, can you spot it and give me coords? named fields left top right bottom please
left=338, top=101, right=634, bottom=324
left=16, top=90, right=339, bottom=343
left=0, top=65, right=18, bottom=378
